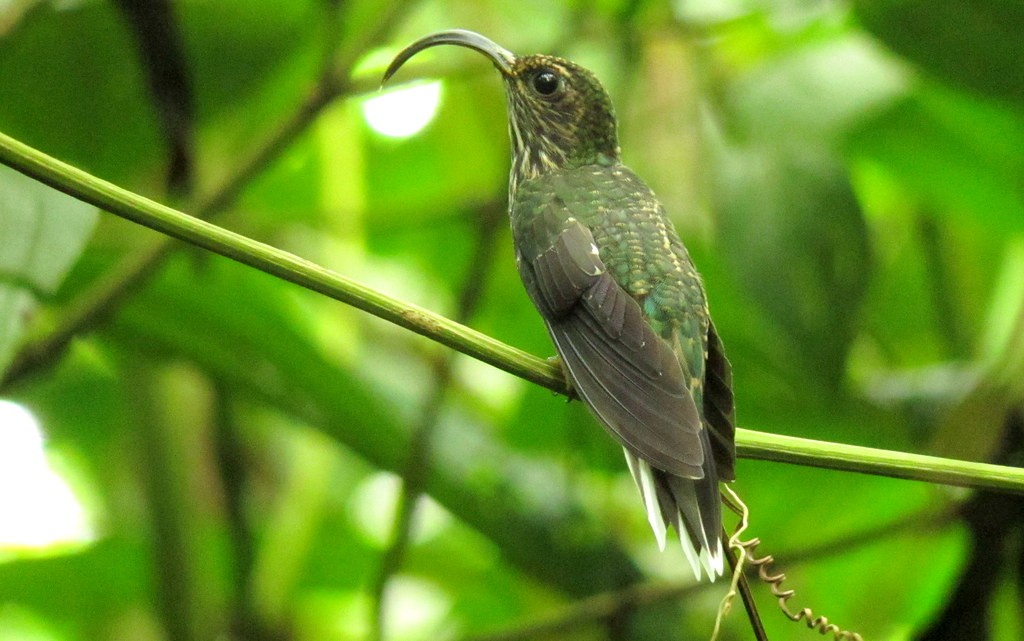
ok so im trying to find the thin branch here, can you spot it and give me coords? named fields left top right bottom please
left=2, top=0, right=418, bottom=387
left=734, top=428, right=1024, bottom=493
left=1, top=131, right=1024, bottom=494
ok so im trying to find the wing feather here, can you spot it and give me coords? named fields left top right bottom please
left=703, top=321, right=737, bottom=481
left=522, top=218, right=705, bottom=478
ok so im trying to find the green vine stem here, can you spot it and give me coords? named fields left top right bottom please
left=2, top=129, right=1023, bottom=495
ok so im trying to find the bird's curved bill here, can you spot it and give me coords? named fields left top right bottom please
left=382, top=29, right=515, bottom=85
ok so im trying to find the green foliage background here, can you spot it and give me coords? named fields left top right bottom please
left=1, top=0, right=1023, bottom=640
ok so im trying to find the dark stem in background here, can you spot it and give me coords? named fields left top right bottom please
left=213, top=384, right=253, bottom=637
left=113, top=0, right=196, bottom=194
left=916, top=409, right=1024, bottom=641
left=213, top=382, right=292, bottom=641
left=2, top=0, right=419, bottom=389
left=132, top=363, right=209, bottom=641
left=368, top=202, right=506, bottom=641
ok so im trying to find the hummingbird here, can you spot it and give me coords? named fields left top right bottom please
left=384, top=30, right=736, bottom=580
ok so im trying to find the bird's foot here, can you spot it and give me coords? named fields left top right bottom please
left=547, top=355, right=578, bottom=401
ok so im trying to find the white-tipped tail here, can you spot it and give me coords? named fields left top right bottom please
left=624, top=448, right=725, bottom=581
left=624, top=450, right=667, bottom=550
left=674, top=510, right=703, bottom=579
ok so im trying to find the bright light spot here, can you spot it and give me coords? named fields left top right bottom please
left=0, top=400, right=93, bottom=549
left=300, top=580, right=453, bottom=641
left=348, top=472, right=451, bottom=546
left=382, top=576, right=451, bottom=640
left=362, top=81, right=442, bottom=139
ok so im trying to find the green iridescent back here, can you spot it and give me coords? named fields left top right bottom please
left=510, top=163, right=710, bottom=401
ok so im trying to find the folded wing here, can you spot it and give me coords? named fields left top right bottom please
left=519, top=217, right=705, bottom=479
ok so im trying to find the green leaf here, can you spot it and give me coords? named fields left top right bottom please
left=364, top=79, right=508, bottom=219
left=0, top=166, right=97, bottom=374
left=855, top=0, right=1024, bottom=105
left=725, top=34, right=908, bottom=146
left=0, top=3, right=164, bottom=184
left=848, top=84, right=1024, bottom=234
left=710, top=140, right=871, bottom=391
left=0, top=167, right=98, bottom=293
left=0, top=538, right=151, bottom=640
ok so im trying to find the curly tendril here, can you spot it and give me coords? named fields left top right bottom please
left=711, top=486, right=864, bottom=641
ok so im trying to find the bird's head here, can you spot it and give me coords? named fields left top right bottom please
left=383, top=30, right=620, bottom=182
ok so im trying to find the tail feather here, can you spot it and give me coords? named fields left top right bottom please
left=624, top=428, right=724, bottom=581
left=624, top=449, right=668, bottom=550
left=665, top=471, right=724, bottom=579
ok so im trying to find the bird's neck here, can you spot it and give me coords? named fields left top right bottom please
left=506, top=98, right=620, bottom=189
left=508, top=131, right=619, bottom=196
left=508, top=148, right=618, bottom=203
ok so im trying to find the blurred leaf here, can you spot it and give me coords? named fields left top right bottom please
left=848, top=84, right=1024, bottom=235
left=854, top=0, right=1024, bottom=105
left=0, top=166, right=97, bottom=374
left=0, top=538, right=150, bottom=640
left=176, top=0, right=319, bottom=122
left=704, top=24, right=883, bottom=399
left=0, top=2, right=165, bottom=185
left=0, top=168, right=98, bottom=292
left=107, top=257, right=645, bottom=596
left=710, top=139, right=871, bottom=391
left=726, top=34, right=908, bottom=146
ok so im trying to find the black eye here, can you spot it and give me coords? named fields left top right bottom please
left=532, top=69, right=561, bottom=96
